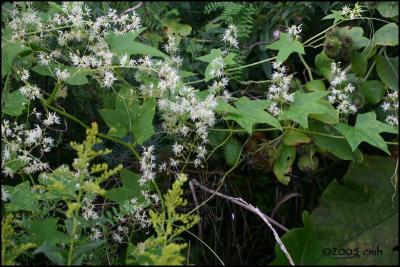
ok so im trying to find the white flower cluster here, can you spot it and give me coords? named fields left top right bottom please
left=266, top=62, right=294, bottom=116
left=328, top=62, right=357, bottom=114
left=139, top=145, right=156, bottom=186
left=1, top=112, right=60, bottom=177
left=82, top=196, right=99, bottom=221
left=287, top=24, right=302, bottom=41
left=3, top=2, right=144, bottom=91
left=2, top=186, right=10, bottom=202
left=381, top=90, right=398, bottom=127
left=222, top=24, right=239, bottom=48
left=209, top=56, right=225, bottom=80
left=341, top=3, right=363, bottom=20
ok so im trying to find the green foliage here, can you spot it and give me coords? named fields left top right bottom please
left=127, top=174, right=199, bottom=265
left=374, top=55, right=398, bottom=90
left=279, top=91, right=338, bottom=129
left=373, top=23, right=399, bottom=47
left=107, top=30, right=168, bottom=59
left=223, top=139, right=242, bottom=166
left=99, top=89, right=156, bottom=144
left=2, top=214, right=36, bottom=265
left=216, top=96, right=282, bottom=133
left=273, top=143, right=296, bottom=185
left=273, top=156, right=398, bottom=265
left=2, top=90, right=28, bottom=116
left=1, top=2, right=398, bottom=265
left=335, top=111, right=397, bottom=154
left=267, top=33, right=305, bottom=63
left=106, top=168, right=144, bottom=204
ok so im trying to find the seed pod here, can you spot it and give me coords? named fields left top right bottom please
left=297, top=155, right=319, bottom=173
left=324, top=36, right=342, bottom=59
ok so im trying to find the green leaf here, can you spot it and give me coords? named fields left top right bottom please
left=98, top=93, right=155, bottom=144
left=196, top=49, right=236, bottom=82
left=373, top=23, right=398, bottom=46
left=361, top=80, right=386, bottom=105
left=315, top=51, right=334, bottom=80
left=271, top=211, right=335, bottom=265
left=272, top=156, right=398, bottom=265
left=283, top=130, right=311, bottom=146
left=322, top=10, right=344, bottom=24
left=28, top=218, right=67, bottom=246
left=377, top=2, right=398, bottom=18
left=267, top=33, right=305, bottom=62
left=106, top=169, right=144, bottom=204
left=4, top=181, right=35, bottom=212
left=216, top=97, right=282, bottom=133
left=72, top=240, right=105, bottom=265
left=105, top=28, right=146, bottom=47
left=2, top=90, right=28, bottom=116
left=305, top=80, right=326, bottom=92
left=196, top=49, right=222, bottom=63
left=339, top=27, right=370, bottom=49
left=131, top=98, right=156, bottom=145
left=31, top=64, right=90, bottom=85
left=335, top=111, right=397, bottom=154
left=350, top=51, right=367, bottom=76
left=273, top=143, right=296, bottom=185
left=375, top=55, right=398, bottom=90
left=1, top=40, right=30, bottom=78
left=106, top=29, right=168, bottom=59
left=34, top=243, right=65, bottom=265
left=223, top=139, right=242, bottom=166
left=309, top=120, right=363, bottom=162
left=162, top=18, right=192, bottom=36
left=280, top=91, right=338, bottom=129
left=179, top=71, right=197, bottom=78
left=311, top=156, right=398, bottom=265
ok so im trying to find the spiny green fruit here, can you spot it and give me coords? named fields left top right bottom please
left=297, top=155, right=319, bottom=173
left=353, top=93, right=365, bottom=110
left=324, top=36, right=342, bottom=59
left=296, top=144, right=316, bottom=156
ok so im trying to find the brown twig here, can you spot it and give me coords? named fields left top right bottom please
left=191, top=179, right=295, bottom=266
left=122, top=2, right=142, bottom=14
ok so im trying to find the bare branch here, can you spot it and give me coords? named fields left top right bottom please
left=122, top=2, right=143, bottom=15
left=190, top=179, right=295, bottom=266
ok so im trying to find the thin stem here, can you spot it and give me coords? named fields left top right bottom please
left=40, top=101, right=140, bottom=159
left=46, top=82, right=61, bottom=106
left=298, top=54, right=313, bottom=81
left=227, top=56, right=277, bottom=72
left=209, top=126, right=399, bottom=144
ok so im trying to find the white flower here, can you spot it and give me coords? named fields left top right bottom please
left=102, top=71, right=117, bottom=88
left=287, top=24, right=302, bottom=40
left=266, top=61, right=294, bottom=116
left=222, top=24, right=239, bottom=48
left=119, top=53, right=128, bottom=67
left=112, top=232, right=123, bottom=243
left=172, top=142, right=184, bottom=156
left=139, top=146, right=156, bottom=186
left=2, top=186, right=10, bottom=202
left=55, top=68, right=70, bottom=81
left=20, top=69, right=30, bottom=81
left=39, top=53, right=51, bottom=66
left=43, top=112, right=60, bottom=126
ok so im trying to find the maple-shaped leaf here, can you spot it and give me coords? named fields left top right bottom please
left=322, top=10, right=344, bottom=24
left=106, top=169, right=145, bottom=205
left=98, top=89, right=156, bottom=145
left=267, top=32, right=305, bottom=62
left=216, top=97, right=282, bottom=133
left=335, top=111, right=397, bottom=154
left=279, top=91, right=338, bottom=129
left=196, top=49, right=236, bottom=82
